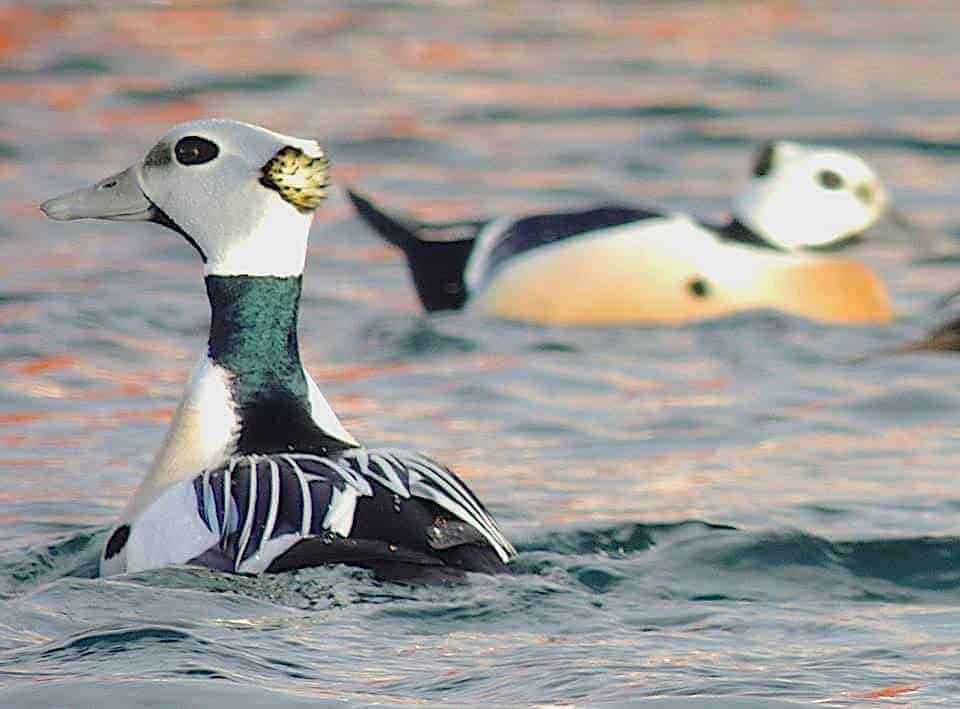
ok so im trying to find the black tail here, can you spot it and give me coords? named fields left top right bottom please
left=347, top=188, right=484, bottom=312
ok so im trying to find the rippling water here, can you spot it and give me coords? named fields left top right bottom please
left=2, top=0, right=960, bottom=705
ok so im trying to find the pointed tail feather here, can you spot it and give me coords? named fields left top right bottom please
left=346, top=188, right=483, bottom=312
left=346, top=188, right=424, bottom=252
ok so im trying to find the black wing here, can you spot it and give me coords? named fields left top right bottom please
left=189, top=449, right=515, bottom=578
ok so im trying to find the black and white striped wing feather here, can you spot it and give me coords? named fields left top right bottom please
left=191, top=448, right=516, bottom=574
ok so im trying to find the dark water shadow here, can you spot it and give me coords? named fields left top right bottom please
left=121, top=72, right=306, bottom=102
left=456, top=103, right=727, bottom=124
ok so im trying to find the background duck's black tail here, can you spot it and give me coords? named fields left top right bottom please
left=346, top=188, right=485, bottom=312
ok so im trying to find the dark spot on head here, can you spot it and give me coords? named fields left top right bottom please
left=818, top=169, right=844, bottom=190
left=144, top=141, right=172, bottom=168
left=752, top=141, right=776, bottom=177
left=105, top=524, right=130, bottom=559
left=689, top=278, right=710, bottom=298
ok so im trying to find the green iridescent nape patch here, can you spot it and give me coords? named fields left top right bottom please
left=143, top=141, right=172, bottom=168
left=259, top=145, right=329, bottom=213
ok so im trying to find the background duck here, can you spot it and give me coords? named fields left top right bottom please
left=348, top=141, right=893, bottom=325
left=41, top=119, right=515, bottom=582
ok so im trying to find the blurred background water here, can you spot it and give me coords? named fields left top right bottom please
left=1, top=0, right=960, bottom=705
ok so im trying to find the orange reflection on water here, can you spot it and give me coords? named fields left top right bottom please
left=0, top=5, right=66, bottom=59
left=860, top=684, right=918, bottom=699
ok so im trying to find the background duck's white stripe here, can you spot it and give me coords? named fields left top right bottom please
left=463, top=215, right=517, bottom=292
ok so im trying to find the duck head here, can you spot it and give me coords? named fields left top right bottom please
left=731, top=140, right=888, bottom=251
left=41, top=118, right=330, bottom=276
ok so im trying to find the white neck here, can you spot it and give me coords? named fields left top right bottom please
left=201, top=203, right=313, bottom=277
left=733, top=192, right=858, bottom=250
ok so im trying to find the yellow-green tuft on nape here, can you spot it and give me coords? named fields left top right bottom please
left=259, top=145, right=330, bottom=213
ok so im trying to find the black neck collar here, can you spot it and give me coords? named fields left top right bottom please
left=712, top=218, right=780, bottom=250
left=712, top=218, right=863, bottom=252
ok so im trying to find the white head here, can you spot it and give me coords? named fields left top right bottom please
left=731, top=141, right=888, bottom=250
left=41, top=118, right=330, bottom=276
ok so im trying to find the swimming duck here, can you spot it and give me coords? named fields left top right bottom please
left=41, top=119, right=515, bottom=581
left=348, top=141, right=893, bottom=325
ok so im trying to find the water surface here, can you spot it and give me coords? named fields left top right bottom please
left=1, top=0, right=960, bottom=704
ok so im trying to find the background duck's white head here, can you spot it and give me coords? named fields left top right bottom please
left=41, top=118, right=329, bottom=276
left=731, top=140, right=888, bottom=250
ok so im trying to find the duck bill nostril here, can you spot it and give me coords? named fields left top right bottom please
left=855, top=184, right=875, bottom=205
left=40, top=165, right=153, bottom=221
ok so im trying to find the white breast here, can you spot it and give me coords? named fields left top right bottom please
left=121, top=357, right=239, bottom=521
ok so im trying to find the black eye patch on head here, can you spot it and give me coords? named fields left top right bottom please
left=175, top=136, right=219, bottom=166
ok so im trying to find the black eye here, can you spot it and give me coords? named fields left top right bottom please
left=752, top=142, right=775, bottom=177
left=175, top=136, right=219, bottom=166
left=688, top=277, right=710, bottom=298
left=818, top=170, right=844, bottom=189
